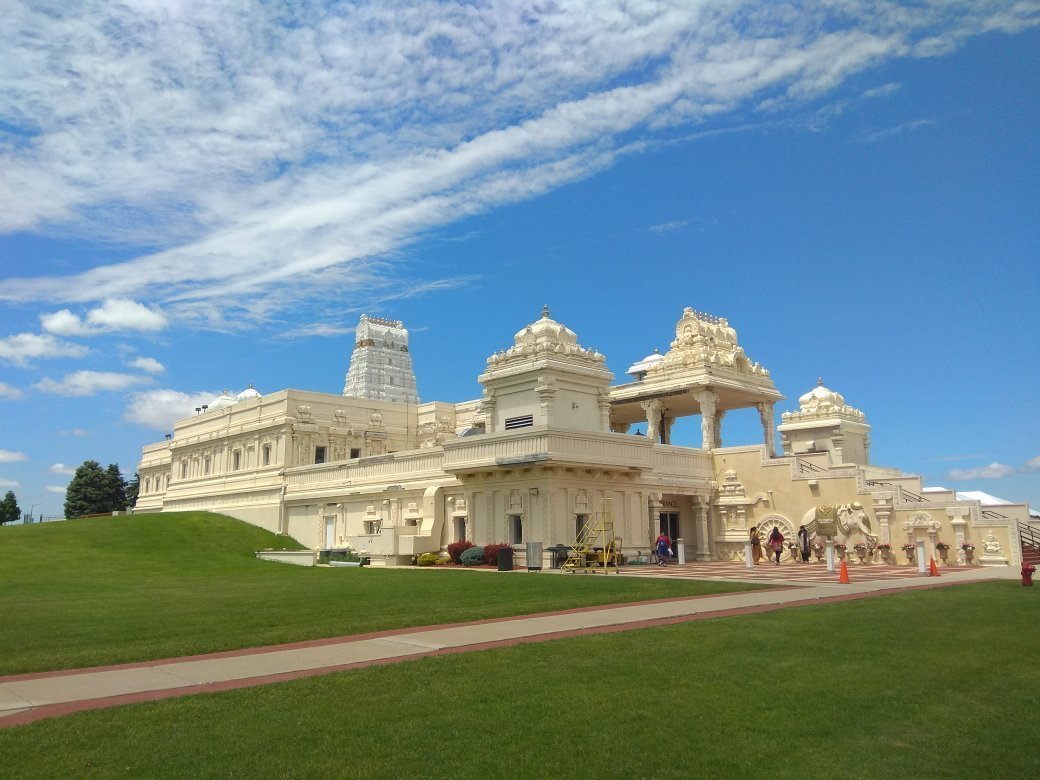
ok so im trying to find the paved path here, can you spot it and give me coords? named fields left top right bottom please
left=0, top=564, right=1017, bottom=729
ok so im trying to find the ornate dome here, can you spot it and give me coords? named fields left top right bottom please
left=782, top=378, right=865, bottom=423
left=798, top=379, right=846, bottom=413
left=209, top=390, right=238, bottom=410
left=236, top=383, right=261, bottom=401
left=626, top=348, right=664, bottom=378
left=487, top=305, right=605, bottom=367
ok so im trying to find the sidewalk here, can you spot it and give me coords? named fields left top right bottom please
left=0, top=565, right=1017, bottom=729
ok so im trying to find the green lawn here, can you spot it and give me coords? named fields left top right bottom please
left=0, top=512, right=757, bottom=675
left=1, top=581, right=1036, bottom=778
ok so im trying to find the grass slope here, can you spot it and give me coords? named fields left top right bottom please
left=0, top=512, right=756, bottom=675
left=0, top=582, right=1036, bottom=778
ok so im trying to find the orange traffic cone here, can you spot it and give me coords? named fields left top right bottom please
left=929, top=557, right=940, bottom=577
left=839, top=560, right=850, bottom=584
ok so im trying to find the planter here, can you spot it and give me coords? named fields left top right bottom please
left=879, top=549, right=892, bottom=565
left=836, top=549, right=846, bottom=562
left=964, top=549, right=974, bottom=564
left=854, top=548, right=868, bottom=563
left=937, top=548, right=950, bottom=565
left=903, top=549, right=915, bottom=564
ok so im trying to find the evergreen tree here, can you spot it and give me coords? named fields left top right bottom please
left=125, top=471, right=140, bottom=509
left=64, top=460, right=107, bottom=519
left=0, top=490, right=19, bottom=525
left=103, top=463, right=128, bottom=512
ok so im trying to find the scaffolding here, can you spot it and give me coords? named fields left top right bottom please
left=562, top=499, right=622, bottom=574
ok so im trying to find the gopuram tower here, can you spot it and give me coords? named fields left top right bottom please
left=342, top=315, right=419, bottom=403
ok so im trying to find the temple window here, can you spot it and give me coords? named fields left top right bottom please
left=315, top=446, right=326, bottom=464
left=575, top=514, right=588, bottom=540
left=262, top=445, right=271, bottom=466
left=232, top=451, right=241, bottom=471
left=350, top=448, right=361, bottom=459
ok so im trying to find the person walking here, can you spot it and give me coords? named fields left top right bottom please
left=750, top=526, right=763, bottom=565
left=797, top=525, right=811, bottom=563
left=768, top=526, right=784, bottom=566
left=655, top=530, right=671, bottom=567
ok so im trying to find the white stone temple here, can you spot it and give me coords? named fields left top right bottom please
left=342, top=315, right=418, bottom=404
left=136, top=307, right=1035, bottom=567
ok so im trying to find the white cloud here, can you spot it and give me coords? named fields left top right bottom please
left=59, top=428, right=89, bottom=437
left=49, top=463, right=77, bottom=476
left=0, top=450, right=28, bottom=463
left=858, top=118, right=937, bottom=143
left=0, top=382, right=24, bottom=400
left=0, top=478, right=20, bottom=487
left=124, top=388, right=216, bottom=431
left=129, top=356, right=165, bottom=374
left=34, top=370, right=151, bottom=397
left=947, top=462, right=1017, bottom=481
left=649, top=219, right=690, bottom=236
left=1024, top=455, right=1040, bottom=471
left=41, top=299, right=168, bottom=336
left=46, top=485, right=68, bottom=494
left=0, top=2, right=1035, bottom=325
left=0, top=333, right=88, bottom=366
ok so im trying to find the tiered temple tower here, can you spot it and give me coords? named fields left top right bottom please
left=342, top=315, right=419, bottom=404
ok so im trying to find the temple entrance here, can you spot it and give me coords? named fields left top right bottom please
left=659, top=512, right=680, bottom=559
left=323, top=516, right=336, bottom=548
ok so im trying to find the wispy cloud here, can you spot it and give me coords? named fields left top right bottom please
left=649, top=219, right=691, bottom=236
left=0, top=478, right=20, bottom=488
left=858, top=119, right=937, bottom=143
left=0, top=450, right=28, bottom=463
left=1025, top=455, right=1040, bottom=471
left=46, top=485, right=67, bottom=495
left=128, top=357, right=165, bottom=374
left=40, top=299, right=168, bottom=337
left=1, top=1, right=1037, bottom=329
left=0, top=382, right=24, bottom=400
left=0, top=333, right=88, bottom=366
left=49, top=463, right=77, bottom=476
left=59, top=428, right=89, bottom=437
left=948, top=462, right=1017, bottom=480
left=34, top=370, right=152, bottom=397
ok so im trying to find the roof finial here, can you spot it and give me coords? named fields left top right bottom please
left=817, top=377, right=823, bottom=386
left=541, top=304, right=550, bottom=319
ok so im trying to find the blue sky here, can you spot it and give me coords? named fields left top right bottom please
left=1, top=1, right=1038, bottom=520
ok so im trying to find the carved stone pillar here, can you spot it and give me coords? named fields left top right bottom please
left=694, top=496, right=711, bottom=561
left=536, top=376, right=556, bottom=426
left=662, top=415, right=675, bottom=445
left=873, top=493, right=893, bottom=544
left=948, top=507, right=969, bottom=564
left=598, top=391, right=612, bottom=432
left=712, top=410, right=726, bottom=449
left=695, top=389, right=717, bottom=450
left=640, top=399, right=662, bottom=443
left=756, top=402, right=776, bottom=456
left=647, top=493, right=662, bottom=546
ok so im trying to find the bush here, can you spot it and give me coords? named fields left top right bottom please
left=483, top=543, right=511, bottom=566
left=459, top=546, right=485, bottom=566
left=416, top=552, right=440, bottom=567
left=447, top=540, right=475, bottom=565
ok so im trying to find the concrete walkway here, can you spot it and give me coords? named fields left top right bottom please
left=0, top=565, right=1018, bottom=729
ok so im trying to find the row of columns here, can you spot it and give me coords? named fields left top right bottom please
left=637, top=392, right=776, bottom=452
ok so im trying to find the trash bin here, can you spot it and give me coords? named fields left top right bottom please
left=497, top=546, right=513, bottom=571
left=526, top=541, right=543, bottom=571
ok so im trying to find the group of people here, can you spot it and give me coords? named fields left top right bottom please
left=655, top=524, right=819, bottom=567
left=749, top=524, right=813, bottom=565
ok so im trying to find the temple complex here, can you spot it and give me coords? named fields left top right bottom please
left=136, top=307, right=1034, bottom=568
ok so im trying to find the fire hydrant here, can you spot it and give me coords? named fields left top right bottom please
left=1023, top=563, right=1036, bottom=586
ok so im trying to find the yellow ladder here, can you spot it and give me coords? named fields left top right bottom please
left=562, top=499, right=622, bottom=574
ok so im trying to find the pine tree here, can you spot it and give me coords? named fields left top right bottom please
left=0, top=490, right=19, bottom=525
left=103, top=463, right=128, bottom=512
left=64, top=460, right=107, bottom=519
left=125, top=471, right=140, bottom=509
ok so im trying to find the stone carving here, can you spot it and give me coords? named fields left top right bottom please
left=978, top=532, right=1008, bottom=567
left=652, top=308, right=770, bottom=377
left=801, top=502, right=878, bottom=546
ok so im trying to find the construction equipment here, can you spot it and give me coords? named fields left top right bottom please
left=562, top=499, right=622, bottom=574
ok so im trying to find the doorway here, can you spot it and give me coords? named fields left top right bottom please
left=659, top=512, right=680, bottom=559
left=324, top=515, right=336, bottom=548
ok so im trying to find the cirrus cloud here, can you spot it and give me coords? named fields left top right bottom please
left=34, top=370, right=152, bottom=397
left=0, top=450, right=28, bottom=463
left=947, top=462, right=1017, bottom=480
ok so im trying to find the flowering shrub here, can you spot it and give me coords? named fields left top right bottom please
left=459, top=546, right=485, bottom=566
left=935, top=542, right=950, bottom=551
left=962, top=543, right=975, bottom=552
left=447, top=540, right=475, bottom=564
left=901, top=543, right=916, bottom=552
left=833, top=543, right=847, bottom=551
left=416, top=552, right=441, bottom=567
left=853, top=542, right=867, bottom=550
left=877, top=543, right=892, bottom=550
